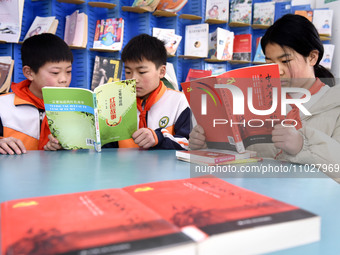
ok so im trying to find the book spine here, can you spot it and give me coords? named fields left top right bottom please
left=219, top=89, right=246, bottom=153
left=94, top=20, right=100, bottom=41
left=93, top=93, right=102, bottom=152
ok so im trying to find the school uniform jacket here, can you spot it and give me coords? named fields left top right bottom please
left=109, top=83, right=191, bottom=150
left=0, top=92, right=44, bottom=150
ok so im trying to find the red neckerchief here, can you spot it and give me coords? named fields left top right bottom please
left=136, top=81, right=165, bottom=128
left=285, top=78, right=325, bottom=130
left=11, top=80, right=50, bottom=150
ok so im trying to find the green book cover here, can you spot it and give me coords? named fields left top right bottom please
left=42, top=79, right=137, bottom=152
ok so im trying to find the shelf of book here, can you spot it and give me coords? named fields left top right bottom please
left=0, top=0, right=335, bottom=91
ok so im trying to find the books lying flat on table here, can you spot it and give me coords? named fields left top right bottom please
left=91, top=55, right=123, bottom=91
left=0, top=56, right=14, bottom=94
left=42, top=79, right=137, bottom=152
left=1, top=176, right=320, bottom=255
left=23, top=16, right=58, bottom=41
left=176, top=148, right=257, bottom=164
left=181, top=64, right=282, bottom=153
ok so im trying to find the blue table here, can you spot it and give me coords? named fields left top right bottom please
left=1, top=149, right=339, bottom=255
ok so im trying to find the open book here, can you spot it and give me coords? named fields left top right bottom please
left=1, top=176, right=320, bottom=255
left=181, top=64, right=283, bottom=153
left=23, top=16, right=58, bottom=41
left=42, top=79, right=137, bottom=152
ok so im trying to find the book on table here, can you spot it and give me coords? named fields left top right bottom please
left=176, top=148, right=257, bottom=165
left=0, top=56, right=14, bottom=94
left=1, top=176, right=320, bottom=255
left=42, top=79, right=137, bottom=152
left=181, top=64, right=283, bottom=153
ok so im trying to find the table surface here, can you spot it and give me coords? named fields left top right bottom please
left=1, top=149, right=339, bottom=255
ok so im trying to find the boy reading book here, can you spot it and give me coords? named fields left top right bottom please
left=104, top=34, right=190, bottom=150
left=0, top=33, right=73, bottom=155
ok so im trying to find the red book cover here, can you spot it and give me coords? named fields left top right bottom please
left=93, top=19, right=101, bottom=41
left=1, top=189, right=193, bottom=255
left=181, top=64, right=283, bottom=152
left=232, top=34, right=252, bottom=62
left=185, top=68, right=212, bottom=82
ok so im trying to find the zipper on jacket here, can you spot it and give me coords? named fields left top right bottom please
left=39, top=109, right=44, bottom=133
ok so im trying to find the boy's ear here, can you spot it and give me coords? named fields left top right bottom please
left=22, top=66, right=34, bottom=81
left=308, top=50, right=319, bottom=66
left=159, top=65, right=166, bottom=79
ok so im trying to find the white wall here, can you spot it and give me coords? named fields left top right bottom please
left=314, top=0, right=340, bottom=79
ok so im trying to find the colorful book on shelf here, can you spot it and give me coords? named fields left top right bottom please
left=91, top=56, right=123, bottom=91
left=92, top=18, right=124, bottom=51
left=294, top=10, right=313, bottom=22
left=156, top=0, right=188, bottom=13
left=0, top=56, right=14, bottom=94
left=204, top=63, right=227, bottom=76
left=1, top=176, right=320, bottom=255
left=312, top=9, right=333, bottom=37
left=205, top=0, right=229, bottom=22
left=42, top=79, right=137, bottom=152
left=232, top=33, right=252, bottom=62
left=64, top=10, right=88, bottom=48
left=132, top=0, right=161, bottom=12
left=253, top=37, right=266, bottom=63
left=252, top=1, right=275, bottom=27
left=23, top=16, right=58, bottom=41
left=184, top=23, right=209, bottom=58
left=208, top=27, right=234, bottom=61
left=181, top=64, right=283, bottom=153
left=154, top=29, right=182, bottom=55
left=0, top=0, right=25, bottom=43
left=185, top=68, right=212, bottom=82
left=229, top=0, right=252, bottom=25
left=176, top=148, right=257, bottom=164
left=320, top=44, right=335, bottom=70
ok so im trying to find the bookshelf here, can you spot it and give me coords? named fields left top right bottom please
left=0, top=0, right=335, bottom=91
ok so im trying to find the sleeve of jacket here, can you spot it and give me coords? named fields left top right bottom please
left=278, top=124, right=340, bottom=180
left=151, top=107, right=191, bottom=150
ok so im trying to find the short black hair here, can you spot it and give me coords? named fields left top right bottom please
left=121, top=33, right=167, bottom=68
left=21, top=33, right=73, bottom=73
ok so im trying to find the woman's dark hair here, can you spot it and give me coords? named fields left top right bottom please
left=261, top=14, right=335, bottom=86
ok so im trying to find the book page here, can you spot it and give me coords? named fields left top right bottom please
left=0, top=0, right=24, bottom=43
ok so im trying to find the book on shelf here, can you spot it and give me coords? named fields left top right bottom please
left=320, top=44, right=335, bottom=70
left=156, top=0, right=188, bottom=13
left=232, top=33, right=252, bottom=62
left=274, top=1, right=291, bottom=21
left=93, top=18, right=124, bottom=51
left=176, top=148, right=257, bottom=164
left=312, top=9, right=333, bottom=37
left=0, top=0, right=25, bottom=43
left=185, top=68, right=212, bottom=82
left=91, top=55, right=123, bottom=91
left=208, top=27, right=234, bottom=61
left=64, top=10, right=88, bottom=48
left=184, top=23, right=209, bottom=58
left=132, top=0, right=161, bottom=12
left=181, top=64, right=283, bottom=153
left=294, top=10, right=313, bottom=22
left=0, top=56, right=14, bottom=94
left=205, top=0, right=229, bottom=22
left=42, top=79, right=137, bottom=152
left=152, top=27, right=175, bottom=37
left=204, top=63, right=227, bottom=76
left=253, top=37, right=266, bottom=63
left=252, top=1, right=275, bottom=27
left=1, top=176, right=320, bottom=255
left=23, top=16, right=58, bottom=41
left=153, top=28, right=182, bottom=56
left=229, top=0, right=252, bottom=25
left=162, top=62, right=179, bottom=90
